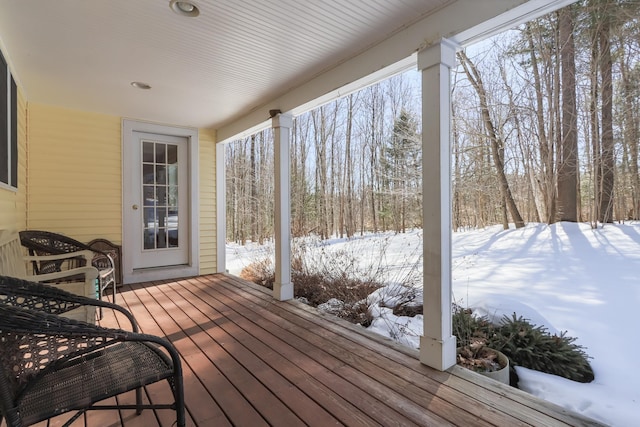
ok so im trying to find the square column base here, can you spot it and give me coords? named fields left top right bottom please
left=419, top=335, right=457, bottom=371
left=273, top=282, right=294, bottom=301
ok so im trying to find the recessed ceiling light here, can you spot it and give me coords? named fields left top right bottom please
left=169, top=0, right=200, bottom=17
left=131, top=81, right=152, bottom=90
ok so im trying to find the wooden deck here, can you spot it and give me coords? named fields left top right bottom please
left=30, top=274, right=604, bottom=427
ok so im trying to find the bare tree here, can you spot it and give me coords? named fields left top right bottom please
left=343, top=93, right=357, bottom=237
left=226, top=0, right=640, bottom=242
left=458, top=50, right=525, bottom=229
left=311, top=105, right=330, bottom=238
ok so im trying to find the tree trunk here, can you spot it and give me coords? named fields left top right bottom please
left=526, top=25, right=556, bottom=223
left=250, top=134, right=258, bottom=240
left=557, top=6, right=578, bottom=222
left=370, top=90, right=379, bottom=233
left=589, top=2, right=601, bottom=226
left=621, top=45, right=640, bottom=219
left=599, top=6, right=614, bottom=223
left=452, top=97, right=461, bottom=231
left=328, top=101, right=338, bottom=237
left=345, top=94, right=355, bottom=237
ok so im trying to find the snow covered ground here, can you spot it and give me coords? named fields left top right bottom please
left=226, top=222, right=640, bottom=426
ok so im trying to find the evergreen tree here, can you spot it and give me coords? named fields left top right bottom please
left=382, top=109, right=421, bottom=232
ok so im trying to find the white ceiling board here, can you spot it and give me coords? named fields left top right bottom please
left=0, top=0, right=450, bottom=129
left=0, top=0, right=573, bottom=136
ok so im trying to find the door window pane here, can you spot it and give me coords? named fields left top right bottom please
left=156, top=186, right=166, bottom=206
left=155, top=165, right=166, bottom=185
left=168, top=144, right=178, bottom=164
left=143, top=207, right=155, bottom=250
left=155, top=143, right=166, bottom=163
left=143, top=164, right=154, bottom=184
left=141, top=140, right=180, bottom=251
left=143, top=185, right=155, bottom=206
left=143, top=142, right=154, bottom=163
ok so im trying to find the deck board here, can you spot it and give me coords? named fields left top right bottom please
left=183, top=278, right=425, bottom=426
left=18, top=274, right=605, bottom=427
left=193, top=276, right=459, bottom=426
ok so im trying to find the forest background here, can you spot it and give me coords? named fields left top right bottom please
left=223, top=3, right=639, bottom=422
left=225, top=0, right=640, bottom=243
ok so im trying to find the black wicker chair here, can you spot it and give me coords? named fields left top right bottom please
left=19, top=230, right=117, bottom=314
left=0, top=275, right=185, bottom=427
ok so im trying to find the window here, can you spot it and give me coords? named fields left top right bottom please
left=0, top=49, right=17, bottom=189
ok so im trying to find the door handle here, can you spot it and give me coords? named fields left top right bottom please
left=132, top=204, right=139, bottom=210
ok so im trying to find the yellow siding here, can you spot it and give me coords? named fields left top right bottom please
left=27, top=104, right=122, bottom=243
left=0, top=88, right=27, bottom=232
left=199, top=129, right=217, bottom=274
left=26, top=103, right=218, bottom=274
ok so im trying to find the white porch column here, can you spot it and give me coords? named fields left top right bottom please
left=216, top=142, right=227, bottom=273
left=418, top=39, right=458, bottom=371
left=272, top=112, right=294, bottom=301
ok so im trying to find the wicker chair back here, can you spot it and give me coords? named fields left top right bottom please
left=19, top=230, right=117, bottom=311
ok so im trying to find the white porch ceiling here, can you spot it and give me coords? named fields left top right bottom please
left=0, top=0, right=572, bottom=138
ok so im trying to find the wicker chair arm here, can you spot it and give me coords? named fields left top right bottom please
left=0, top=303, right=181, bottom=391
left=1, top=303, right=128, bottom=337
left=24, top=249, right=94, bottom=263
left=24, top=265, right=99, bottom=284
left=2, top=303, right=162, bottom=344
left=0, top=276, right=137, bottom=331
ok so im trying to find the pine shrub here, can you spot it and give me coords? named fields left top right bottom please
left=452, top=307, right=594, bottom=385
left=487, top=314, right=594, bottom=383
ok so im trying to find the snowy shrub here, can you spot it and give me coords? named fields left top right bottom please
left=452, top=307, right=594, bottom=385
left=239, top=257, right=274, bottom=288
left=241, top=236, right=383, bottom=326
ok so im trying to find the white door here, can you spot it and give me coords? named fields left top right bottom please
left=131, top=132, right=189, bottom=268
left=122, top=120, right=199, bottom=284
